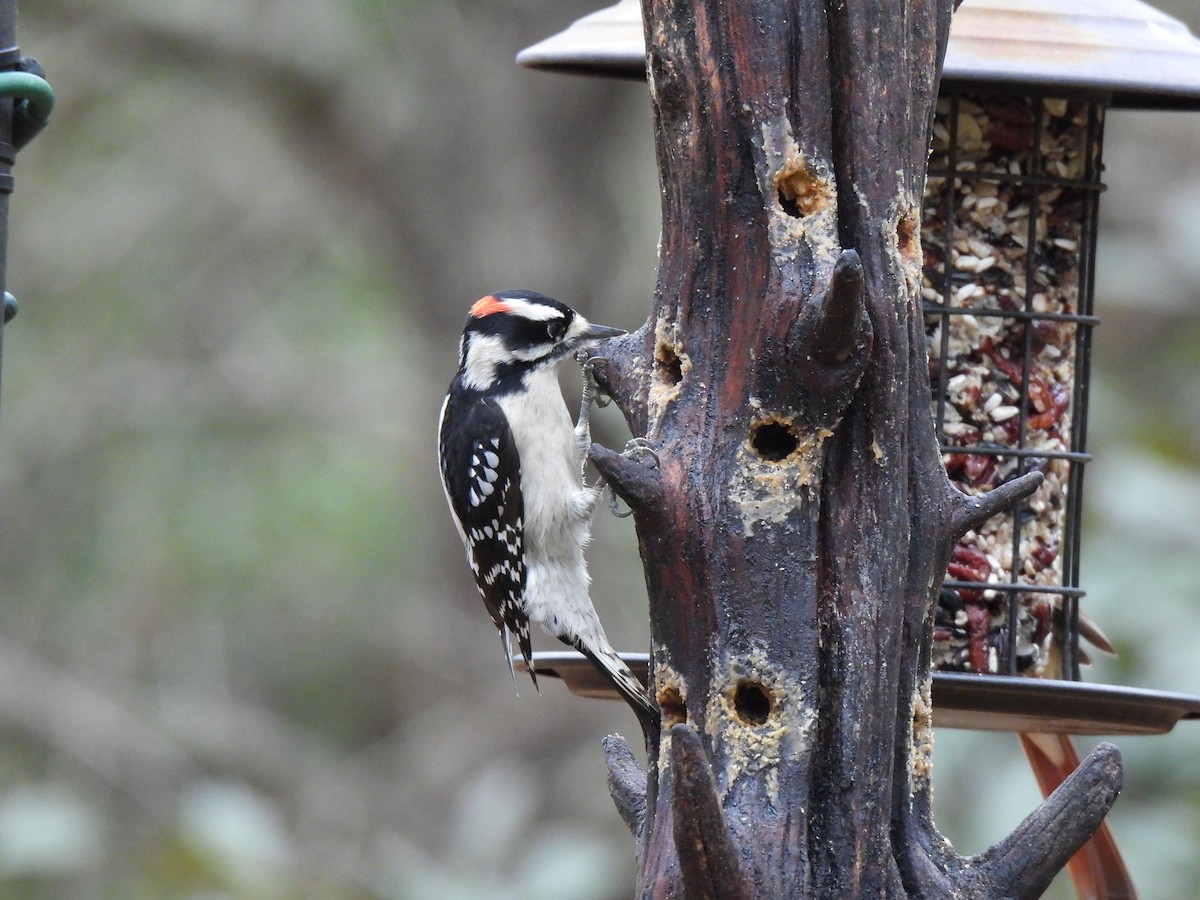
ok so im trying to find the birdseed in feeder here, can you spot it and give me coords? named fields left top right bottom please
left=923, top=94, right=1103, bottom=678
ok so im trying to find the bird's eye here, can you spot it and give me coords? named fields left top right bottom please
left=546, top=320, right=567, bottom=341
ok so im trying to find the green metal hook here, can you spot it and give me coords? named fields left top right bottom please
left=0, top=70, right=53, bottom=150
left=0, top=71, right=52, bottom=123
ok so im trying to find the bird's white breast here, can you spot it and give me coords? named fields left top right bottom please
left=497, top=366, right=588, bottom=558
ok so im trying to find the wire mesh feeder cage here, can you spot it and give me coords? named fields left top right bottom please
left=517, top=0, right=1200, bottom=733
left=922, top=91, right=1102, bottom=683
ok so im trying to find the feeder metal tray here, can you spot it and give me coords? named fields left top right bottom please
left=518, top=651, right=1200, bottom=735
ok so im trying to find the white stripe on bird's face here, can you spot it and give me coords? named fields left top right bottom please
left=461, top=329, right=565, bottom=390
left=493, top=296, right=566, bottom=322
left=461, top=333, right=516, bottom=390
left=564, top=313, right=598, bottom=345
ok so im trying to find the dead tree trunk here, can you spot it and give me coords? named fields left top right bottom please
left=590, top=0, right=1124, bottom=896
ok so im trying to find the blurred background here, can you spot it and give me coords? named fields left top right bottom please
left=0, top=1, right=1196, bottom=897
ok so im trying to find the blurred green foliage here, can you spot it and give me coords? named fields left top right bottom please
left=0, top=1, right=1195, bottom=897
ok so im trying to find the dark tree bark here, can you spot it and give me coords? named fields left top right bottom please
left=589, top=0, right=1124, bottom=896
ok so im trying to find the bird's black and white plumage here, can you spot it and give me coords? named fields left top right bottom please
left=437, top=290, right=655, bottom=725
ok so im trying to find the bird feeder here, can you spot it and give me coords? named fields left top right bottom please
left=516, top=0, right=1200, bottom=734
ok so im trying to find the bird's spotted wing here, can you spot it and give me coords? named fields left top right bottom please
left=438, top=394, right=533, bottom=672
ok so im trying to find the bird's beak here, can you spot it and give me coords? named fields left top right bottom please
left=575, top=322, right=625, bottom=344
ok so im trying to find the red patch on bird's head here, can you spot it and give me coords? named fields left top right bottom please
left=470, top=295, right=511, bottom=318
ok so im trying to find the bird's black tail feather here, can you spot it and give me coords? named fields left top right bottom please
left=574, top=638, right=658, bottom=736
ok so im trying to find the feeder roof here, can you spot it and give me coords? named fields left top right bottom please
left=517, top=0, right=1200, bottom=109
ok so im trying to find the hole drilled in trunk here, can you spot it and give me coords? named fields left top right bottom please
left=656, top=342, right=684, bottom=386
left=658, top=684, right=687, bottom=726
left=732, top=679, right=773, bottom=725
left=751, top=419, right=800, bottom=461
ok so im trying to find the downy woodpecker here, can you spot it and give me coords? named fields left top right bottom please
left=437, top=290, right=654, bottom=725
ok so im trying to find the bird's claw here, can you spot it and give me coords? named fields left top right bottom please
left=607, top=490, right=634, bottom=518
left=622, top=437, right=659, bottom=467
left=604, top=437, right=659, bottom=518
left=576, top=355, right=622, bottom=479
left=576, top=353, right=612, bottom=408
left=588, top=357, right=613, bottom=409
left=575, top=355, right=599, bottom=475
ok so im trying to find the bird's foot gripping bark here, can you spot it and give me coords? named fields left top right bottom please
left=575, top=349, right=663, bottom=518
left=575, top=350, right=613, bottom=478
left=604, top=438, right=660, bottom=518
